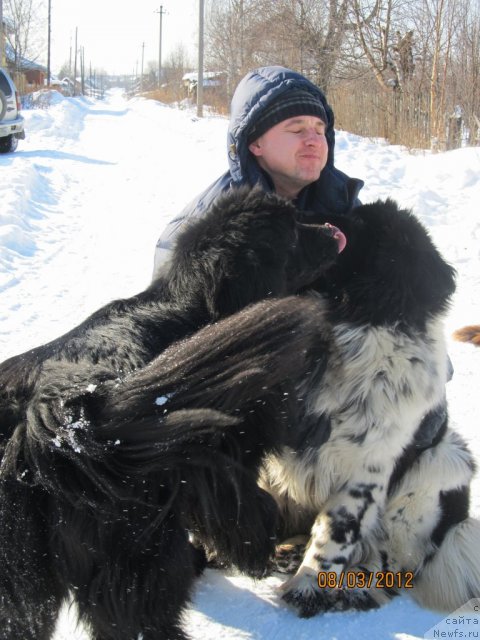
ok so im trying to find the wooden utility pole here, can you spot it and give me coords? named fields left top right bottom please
left=140, top=42, right=145, bottom=93
left=73, top=27, right=78, bottom=96
left=0, top=0, right=5, bottom=67
left=47, top=0, right=51, bottom=86
left=155, top=6, right=166, bottom=87
left=197, top=0, right=204, bottom=117
left=80, top=46, right=85, bottom=95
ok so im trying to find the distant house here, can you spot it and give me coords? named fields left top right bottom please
left=5, top=43, right=47, bottom=90
left=182, top=71, right=227, bottom=100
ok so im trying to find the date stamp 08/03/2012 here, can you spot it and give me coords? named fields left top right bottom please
left=317, top=571, right=414, bottom=590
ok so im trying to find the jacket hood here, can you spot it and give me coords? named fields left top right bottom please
left=227, top=66, right=336, bottom=185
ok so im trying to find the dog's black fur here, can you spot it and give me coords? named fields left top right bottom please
left=0, top=188, right=341, bottom=640
left=3, top=188, right=476, bottom=636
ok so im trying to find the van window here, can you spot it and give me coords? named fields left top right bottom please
left=0, top=71, right=13, bottom=97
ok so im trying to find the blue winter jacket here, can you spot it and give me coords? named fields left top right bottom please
left=152, top=66, right=364, bottom=278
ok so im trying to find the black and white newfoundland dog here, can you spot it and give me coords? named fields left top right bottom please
left=262, top=199, right=480, bottom=616
left=0, top=188, right=478, bottom=639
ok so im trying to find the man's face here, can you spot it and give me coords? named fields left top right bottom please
left=248, top=115, right=328, bottom=200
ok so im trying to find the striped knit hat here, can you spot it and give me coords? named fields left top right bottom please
left=247, top=89, right=327, bottom=144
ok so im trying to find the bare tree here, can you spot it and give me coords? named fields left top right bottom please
left=4, top=0, right=46, bottom=70
left=245, top=0, right=352, bottom=92
left=349, top=0, right=414, bottom=91
left=202, top=0, right=480, bottom=148
left=206, top=0, right=261, bottom=98
left=429, top=0, right=452, bottom=145
left=408, top=0, right=463, bottom=148
left=452, top=0, right=480, bottom=144
left=164, top=43, right=192, bottom=80
left=296, top=0, right=352, bottom=91
left=206, top=0, right=353, bottom=97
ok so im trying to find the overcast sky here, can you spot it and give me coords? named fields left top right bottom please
left=50, top=0, right=199, bottom=75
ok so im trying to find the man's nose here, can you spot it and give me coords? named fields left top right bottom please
left=304, top=130, right=323, bottom=144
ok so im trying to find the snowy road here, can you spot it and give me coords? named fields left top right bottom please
left=0, top=91, right=227, bottom=355
left=1, top=89, right=480, bottom=640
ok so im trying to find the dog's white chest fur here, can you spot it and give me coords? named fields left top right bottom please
left=262, top=315, right=449, bottom=511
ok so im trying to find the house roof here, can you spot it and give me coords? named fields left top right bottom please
left=5, top=43, right=47, bottom=72
left=182, top=71, right=225, bottom=81
left=1, top=17, right=15, bottom=34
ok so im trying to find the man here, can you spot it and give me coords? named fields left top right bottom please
left=152, top=64, right=448, bottom=470
left=152, top=65, right=363, bottom=277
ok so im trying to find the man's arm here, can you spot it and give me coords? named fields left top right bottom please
left=152, top=173, right=233, bottom=281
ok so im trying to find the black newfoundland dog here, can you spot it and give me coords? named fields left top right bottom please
left=1, top=188, right=479, bottom=639
left=0, top=188, right=342, bottom=640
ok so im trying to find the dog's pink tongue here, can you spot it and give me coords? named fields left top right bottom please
left=325, top=224, right=347, bottom=253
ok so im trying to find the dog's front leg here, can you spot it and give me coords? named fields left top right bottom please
left=189, top=480, right=279, bottom=579
left=280, top=479, right=387, bottom=617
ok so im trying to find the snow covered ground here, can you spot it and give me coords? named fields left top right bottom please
left=1, top=89, right=479, bottom=639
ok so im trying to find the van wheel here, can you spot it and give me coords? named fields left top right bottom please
left=0, top=134, right=18, bottom=153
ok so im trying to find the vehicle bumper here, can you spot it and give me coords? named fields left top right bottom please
left=0, top=115, right=25, bottom=139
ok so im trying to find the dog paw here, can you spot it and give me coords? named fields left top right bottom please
left=245, top=561, right=273, bottom=580
left=233, top=536, right=276, bottom=579
left=280, top=572, right=338, bottom=617
left=271, top=535, right=308, bottom=574
left=337, top=588, right=380, bottom=612
left=279, top=572, right=380, bottom=617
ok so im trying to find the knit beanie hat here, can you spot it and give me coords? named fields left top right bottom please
left=246, top=89, right=328, bottom=145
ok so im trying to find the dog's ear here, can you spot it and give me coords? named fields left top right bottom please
left=205, top=193, right=299, bottom=316
left=363, top=200, right=456, bottom=315
left=172, top=189, right=302, bottom=318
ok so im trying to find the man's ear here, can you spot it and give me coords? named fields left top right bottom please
left=248, top=140, right=263, bottom=157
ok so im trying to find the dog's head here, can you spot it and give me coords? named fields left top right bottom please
left=309, top=199, right=456, bottom=330
left=173, top=187, right=345, bottom=317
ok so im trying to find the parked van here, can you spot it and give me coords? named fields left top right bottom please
left=0, top=67, right=25, bottom=153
